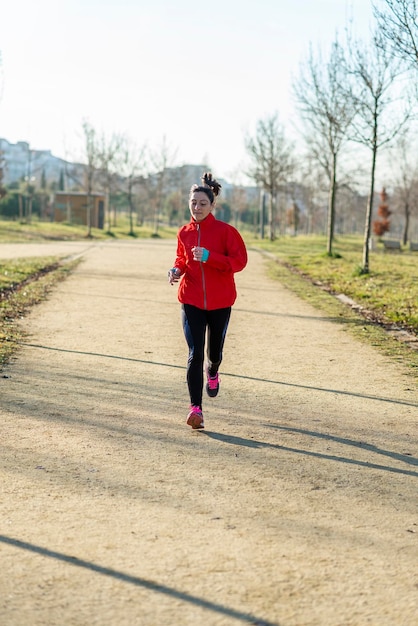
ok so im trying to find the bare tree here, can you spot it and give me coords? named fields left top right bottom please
left=374, top=0, right=418, bottom=67
left=166, top=165, right=190, bottom=227
left=294, top=39, right=357, bottom=255
left=344, top=29, right=411, bottom=273
left=227, top=168, right=250, bottom=230
left=292, top=154, right=328, bottom=235
left=98, top=132, right=124, bottom=233
left=230, top=184, right=247, bottom=229
left=117, top=137, right=147, bottom=236
left=389, top=136, right=418, bottom=243
left=81, top=120, right=100, bottom=237
left=149, top=136, right=177, bottom=236
left=245, top=113, right=294, bottom=240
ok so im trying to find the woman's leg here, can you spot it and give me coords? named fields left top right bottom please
left=181, top=304, right=207, bottom=408
left=206, top=307, right=231, bottom=376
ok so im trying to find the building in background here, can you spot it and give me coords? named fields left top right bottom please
left=0, top=138, right=84, bottom=187
left=53, top=192, right=105, bottom=229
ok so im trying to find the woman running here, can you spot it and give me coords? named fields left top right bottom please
left=168, top=172, right=248, bottom=429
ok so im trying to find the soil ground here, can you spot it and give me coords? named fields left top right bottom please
left=0, top=239, right=417, bottom=626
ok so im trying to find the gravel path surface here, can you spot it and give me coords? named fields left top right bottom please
left=0, top=239, right=417, bottom=626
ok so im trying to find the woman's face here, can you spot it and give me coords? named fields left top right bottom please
left=189, top=191, right=214, bottom=222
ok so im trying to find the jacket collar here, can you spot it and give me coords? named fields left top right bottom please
left=190, top=212, right=215, bottom=228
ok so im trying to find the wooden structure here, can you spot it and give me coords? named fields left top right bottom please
left=52, top=192, right=105, bottom=229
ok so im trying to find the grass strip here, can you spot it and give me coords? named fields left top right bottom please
left=0, top=257, right=80, bottom=368
left=260, top=252, right=418, bottom=380
left=0, top=219, right=178, bottom=243
left=247, top=234, right=418, bottom=335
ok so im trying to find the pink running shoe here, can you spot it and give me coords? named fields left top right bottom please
left=187, top=405, right=204, bottom=429
left=206, top=368, right=220, bottom=398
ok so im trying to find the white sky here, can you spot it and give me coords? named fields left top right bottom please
left=0, top=0, right=374, bottom=181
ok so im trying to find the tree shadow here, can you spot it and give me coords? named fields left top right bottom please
left=17, top=342, right=417, bottom=409
left=201, top=431, right=418, bottom=478
left=0, top=535, right=277, bottom=626
left=267, top=424, right=418, bottom=467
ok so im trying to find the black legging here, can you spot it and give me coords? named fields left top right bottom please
left=181, top=304, right=231, bottom=408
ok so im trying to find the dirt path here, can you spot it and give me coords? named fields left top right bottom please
left=0, top=239, right=417, bottom=626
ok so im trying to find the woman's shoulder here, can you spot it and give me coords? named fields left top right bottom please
left=214, top=219, right=242, bottom=237
left=213, top=216, right=233, bottom=230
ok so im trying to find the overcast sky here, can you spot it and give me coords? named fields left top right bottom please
left=0, top=0, right=374, bottom=181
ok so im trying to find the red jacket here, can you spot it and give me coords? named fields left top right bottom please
left=173, top=213, right=247, bottom=310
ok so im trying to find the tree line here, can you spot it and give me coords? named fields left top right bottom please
left=247, top=0, right=418, bottom=273
left=1, top=1, right=418, bottom=273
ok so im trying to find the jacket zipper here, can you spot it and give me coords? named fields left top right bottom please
left=197, top=223, right=207, bottom=309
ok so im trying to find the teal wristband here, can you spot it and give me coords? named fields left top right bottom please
left=201, top=248, right=209, bottom=262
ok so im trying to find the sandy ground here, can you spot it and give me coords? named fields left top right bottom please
left=0, top=238, right=417, bottom=626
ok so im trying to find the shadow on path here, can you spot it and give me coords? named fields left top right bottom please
left=202, top=431, right=418, bottom=478
left=0, top=535, right=277, bottom=626
left=18, top=342, right=418, bottom=409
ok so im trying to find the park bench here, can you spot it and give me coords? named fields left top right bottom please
left=410, top=242, right=418, bottom=252
left=382, top=240, right=402, bottom=251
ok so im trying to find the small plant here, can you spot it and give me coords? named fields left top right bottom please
left=373, top=187, right=391, bottom=237
left=322, top=251, right=342, bottom=259
left=353, top=264, right=369, bottom=276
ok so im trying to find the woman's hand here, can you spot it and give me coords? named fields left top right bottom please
left=192, top=246, right=209, bottom=262
left=167, top=268, right=181, bottom=285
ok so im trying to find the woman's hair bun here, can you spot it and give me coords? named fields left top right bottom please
left=201, top=172, right=222, bottom=197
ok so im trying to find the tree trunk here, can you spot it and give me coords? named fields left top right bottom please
left=269, top=193, right=275, bottom=241
left=326, top=152, right=337, bottom=256
left=27, top=196, right=32, bottom=224
left=153, top=203, right=160, bottom=235
left=128, top=192, right=135, bottom=236
left=402, top=202, right=409, bottom=246
left=259, top=191, right=266, bottom=239
left=362, top=144, right=378, bottom=274
left=87, top=192, right=92, bottom=238
left=105, top=189, right=112, bottom=233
